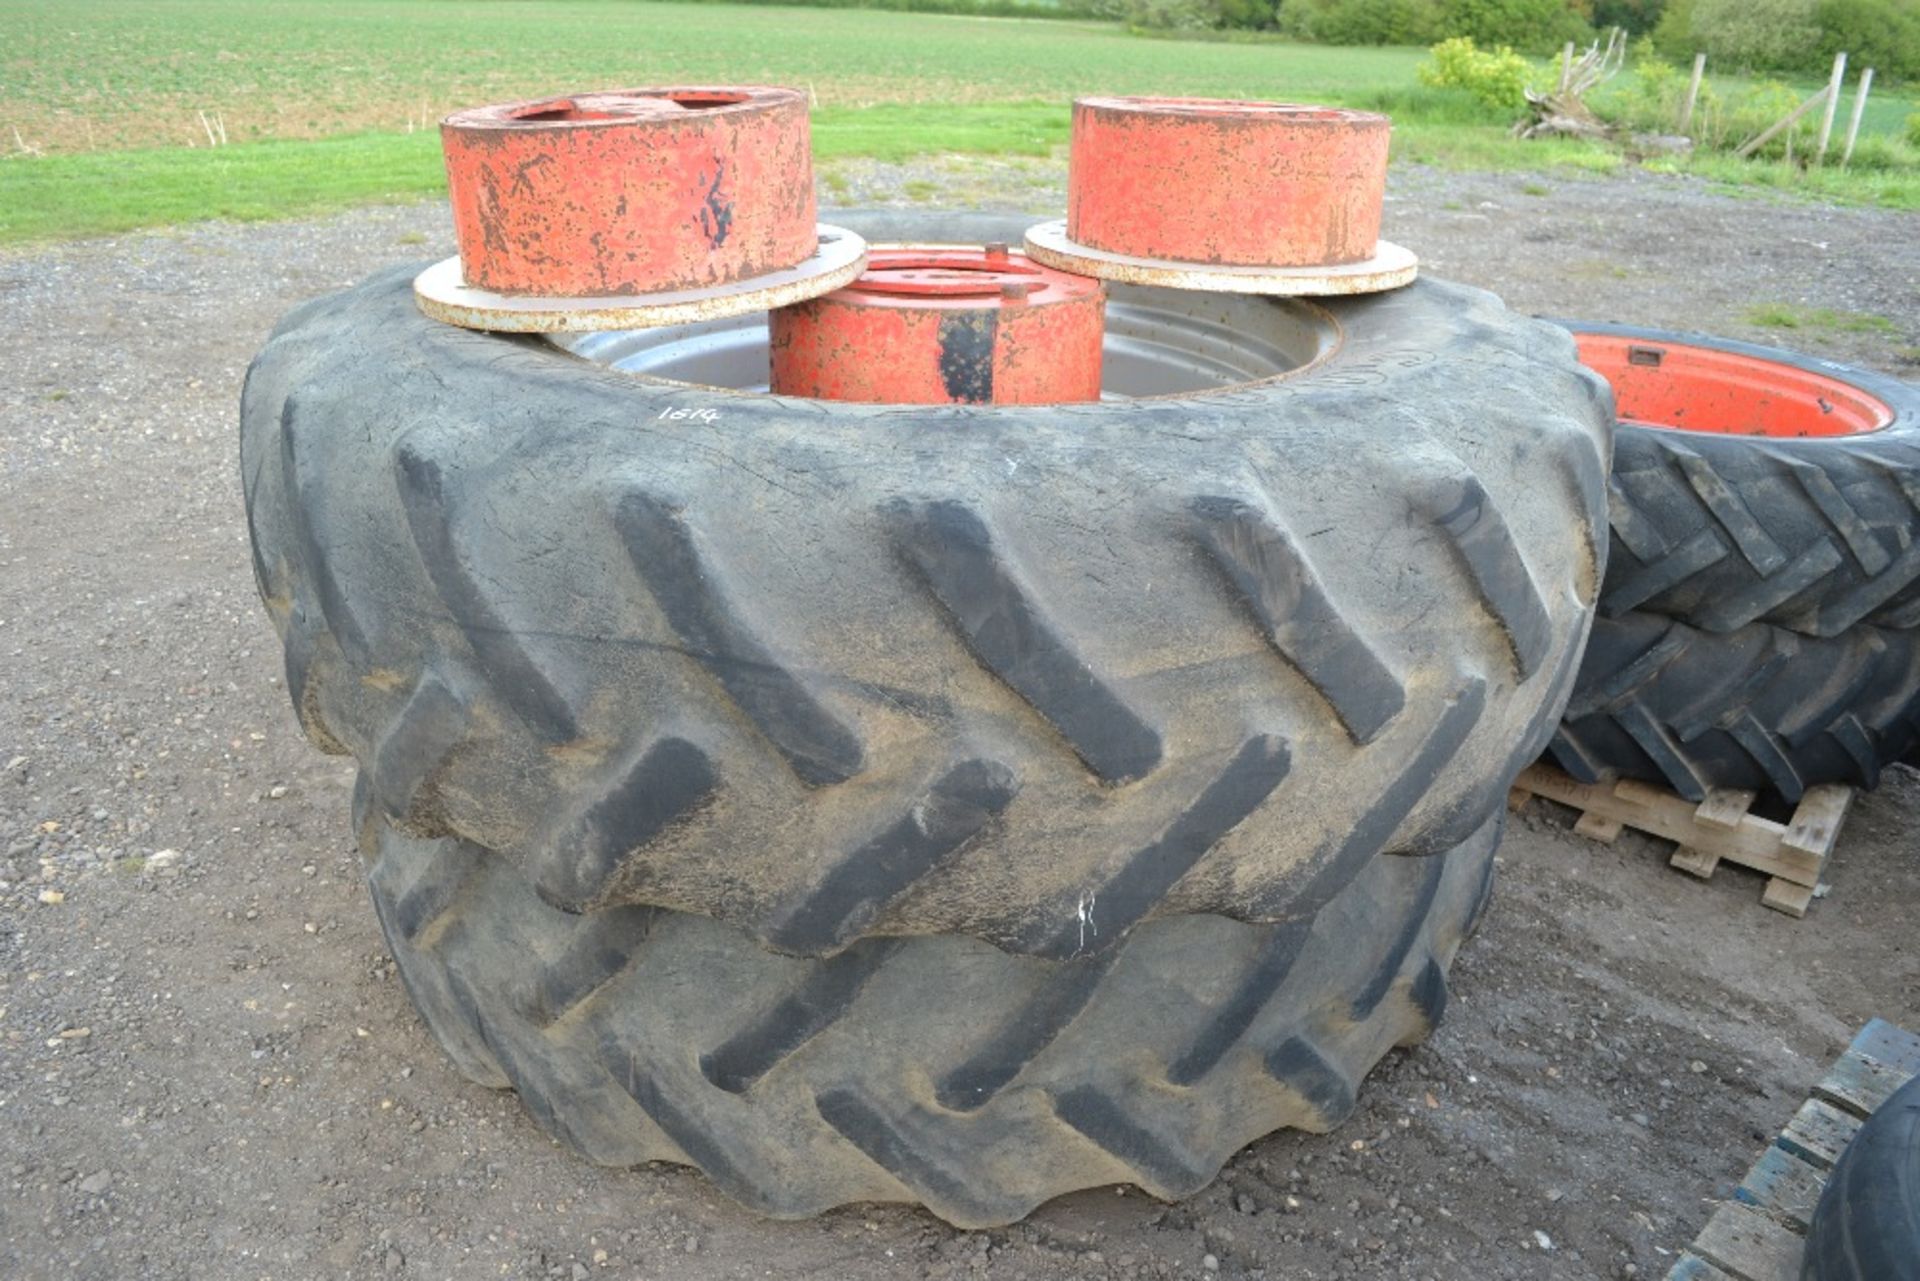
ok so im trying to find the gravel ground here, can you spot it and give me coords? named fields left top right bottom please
left=1, top=164, right=1917, bottom=1281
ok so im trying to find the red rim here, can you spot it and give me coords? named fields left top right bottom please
left=1066, top=97, right=1390, bottom=269
left=769, top=246, right=1105, bottom=405
left=439, top=86, right=814, bottom=297
left=1575, top=334, right=1894, bottom=438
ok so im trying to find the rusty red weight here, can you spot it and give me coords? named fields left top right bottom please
left=769, top=246, right=1105, bottom=405
left=441, top=87, right=816, bottom=297
left=1067, top=98, right=1391, bottom=268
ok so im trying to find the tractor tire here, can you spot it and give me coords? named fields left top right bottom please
left=1802, top=1073, right=1920, bottom=1281
left=1547, top=323, right=1920, bottom=800
left=360, top=788, right=1502, bottom=1227
left=242, top=210, right=1609, bottom=957
left=1549, top=612, right=1920, bottom=803
left=1573, top=322, right=1920, bottom=638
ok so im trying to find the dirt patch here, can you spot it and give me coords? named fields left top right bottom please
left=1, top=167, right=1917, bottom=1280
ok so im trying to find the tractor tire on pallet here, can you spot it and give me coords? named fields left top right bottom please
left=241, top=209, right=1610, bottom=957
left=1576, top=322, right=1920, bottom=638
left=1550, top=612, right=1920, bottom=803
left=361, top=791, right=1502, bottom=1227
left=1802, top=1074, right=1920, bottom=1281
left=1550, top=323, right=1920, bottom=801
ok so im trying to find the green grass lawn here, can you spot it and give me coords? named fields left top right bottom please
left=2, top=0, right=1440, bottom=151
left=0, top=0, right=1914, bottom=244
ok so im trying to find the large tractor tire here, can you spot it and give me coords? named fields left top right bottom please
left=241, top=210, right=1610, bottom=958
left=1582, top=323, right=1920, bottom=638
left=361, top=788, right=1502, bottom=1227
left=1551, top=613, right=1920, bottom=803
left=1554, top=324, right=1920, bottom=801
left=1802, top=1073, right=1920, bottom=1281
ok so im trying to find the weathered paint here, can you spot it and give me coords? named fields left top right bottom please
left=769, top=246, right=1105, bottom=404
left=1575, top=334, right=1894, bottom=437
left=1066, top=98, right=1390, bottom=269
left=441, top=87, right=816, bottom=297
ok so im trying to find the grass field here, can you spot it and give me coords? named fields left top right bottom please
left=1, top=0, right=1915, bottom=244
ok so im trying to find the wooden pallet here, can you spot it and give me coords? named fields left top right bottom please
left=1508, top=764, right=1853, bottom=917
left=1666, top=1019, right=1920, bottom=1281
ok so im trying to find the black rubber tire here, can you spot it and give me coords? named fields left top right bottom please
left=1545, top=323, right=1920, bottom=800
left=1575, top=321, right=1920, bottom=638
left=1549, top=611, right=1920, bottom=803
left=1802, top=1074, right=1920, bottom=1281
left=359, top=780, right=1501, bottom=1227
left=242, top=211, right=1609, bottom=957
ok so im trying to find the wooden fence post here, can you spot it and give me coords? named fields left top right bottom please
left=1816, top=52, right=1847, bottom=164
left=1842, top=67, right=1875, bottom=167
left=1679, top=52, right=1706, bottom=134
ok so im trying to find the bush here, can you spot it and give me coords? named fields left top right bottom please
left=1276, top=0, right=1445, bottom=43
left=1090, top=0, right=1221, bottom=27
left=1217, top=0, right=1278, bottom=26
left=1603, top=49, right=1689, bottom=131
left=1591, top=0, right=1669, bottom=32
left=1437, top=0, right=1592, bottom=50
left=1712, top=79, right=1806, bottom=154
left=1417, top=36, right=1539, bottom=109
left=1814, top=0, right=1920, bottom=82
left=1843, top=133, right=1920, bottom=172
left=1909, top=113, right=1920, bottom=148
left=1684, top=0, right=1820, bottom=70
left=1288, top=0, right=1588, bottom=47
left=1649, top=0, right=1697, bottom=59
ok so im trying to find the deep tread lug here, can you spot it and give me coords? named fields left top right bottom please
left=1420, top=476, right=1554, bottom=679
left=532, top=736, right=719, bottom=911
left=1051, top=1086, right=1213, bottom=1198
left=612, top=492, right=866, bottom=788
left=1263, top=1038, right=1357, bottom=1130
left=761, top=759, right=1018, bottom=955
left=1192, top=495, right=1406, bottom=744
left=1021, top=734, right=1291, bottom=958
left=396, top=446, right=581, bottom=743
left=892, top=498, right=1163, bottom=784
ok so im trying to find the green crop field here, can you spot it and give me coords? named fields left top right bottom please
left=0, top=0, right=1914, bottom=243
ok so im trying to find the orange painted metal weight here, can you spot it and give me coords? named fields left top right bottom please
left=441, top=87, right=816, bottom=297
left=769, top=245, right=1105, bottom=405
left=1066, top=98, right=1391, bottom=268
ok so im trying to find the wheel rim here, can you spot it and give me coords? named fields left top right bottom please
left=1574, top=332, right=1895, bottom=438
left=554, top=280, right=1340, bottom=401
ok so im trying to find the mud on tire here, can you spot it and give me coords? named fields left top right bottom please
left=241, top=211, right=1609, bottom=956
left=363, top=791, right=1502, bottom=1227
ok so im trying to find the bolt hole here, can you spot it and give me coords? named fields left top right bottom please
left=510, top=102, right=624, bottom=123
left=667, top=93, right=751, bottom=110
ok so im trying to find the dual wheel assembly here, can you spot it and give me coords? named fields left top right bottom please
left=241, top=83, right=1915, bottom=1227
